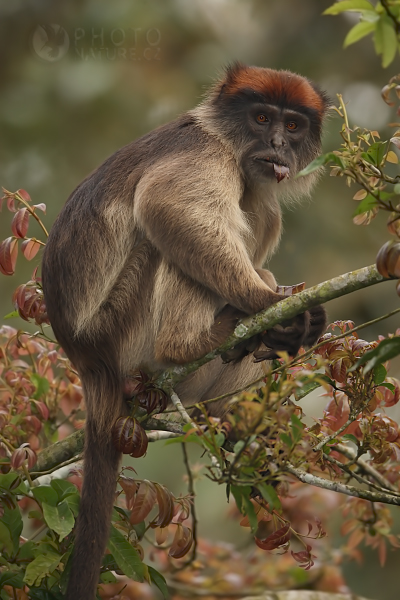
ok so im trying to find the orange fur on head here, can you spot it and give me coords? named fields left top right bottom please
left=221, top=63, right=326, bottom=115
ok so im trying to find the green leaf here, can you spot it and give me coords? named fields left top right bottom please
left=295, top=381, right=321, bottom=400
left=16, top=540, right=35, bottom=561
left=214, top=433, right=226, bottom=448
left=394, top=183, right=400, bottom=194
left=100, top=571, right=117, bottom=584
left=380, top=382, right=395, bottom=393
left=290, top=414, right=304, bottom=445
left=297, top=152, right=338, bottom=177
left=28, top=510, right=43, bottom=521
left=3, top=310, right=19, bottom=319
left=233, top=440, right=246, bottom=455
left=0, top=472, right=20, bottom=491
left=42, top=501, right=75, bottom=542
left=342, top=434, right=359, bottom=445
left=164, top=433, right=202, bottom=446
left=0, top=521, right=14, bottom=556
left=364, top=141, right=387, bottom=166
left=230, top=485, right=258, bottom=532
left=373, top=363, right=387, bottom=385
left=132, top=520, right=146, bottom=540
left=0, top=567, right=25, bottom=589
left=374, top=16, right=398, bottom=67
left=352, top=337, right=400, bottom=374
left=32, top=485, right=59, bottom=507
left=31, top=373, right=50, bottom=400
left=324, top=0, right=374, bottom=15
left=257, top=483, right=281, bottom=510
left=280, top=433, right=292, bottom=448
left=344, top=20, right=376, bottom=46
left=107, top=525, right=145, bottom=582
left=230, top=485, right=250, bottom=512
left=241, top=492, right=258, bottom=534
left=352, top=194, right=378, bottom=216
left=50, top=479, right=77, bottom=501
left=1, top=506, right=23, bottom=555
left=23, top=551, right=62, bottom=586
left=64, top=492, right=80, bottom=517
left=57, top=550, right=73, bottom=595
left=148, top=565, right=170, bottom=599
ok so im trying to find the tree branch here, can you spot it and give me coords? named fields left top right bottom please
left=32, top=264, right=389, bottom=475
left=286, top=463, right=400, bottom=506
left=156, top=264, right=388, bottom=390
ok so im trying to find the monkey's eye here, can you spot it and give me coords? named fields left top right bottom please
left=256, top=114, right=268, bottom=124
left=286, top=121, right=298, bottom=130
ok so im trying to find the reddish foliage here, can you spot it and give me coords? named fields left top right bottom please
left=255, top=522, right=291, bottom=551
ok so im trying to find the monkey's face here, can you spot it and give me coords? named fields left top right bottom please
left=240, top=103, right=318, bottom=184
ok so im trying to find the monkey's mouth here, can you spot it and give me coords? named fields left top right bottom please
left=257, top=158, right=290, bottom=183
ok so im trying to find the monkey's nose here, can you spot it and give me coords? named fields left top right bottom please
left=270, top=135, right=286, bottom=148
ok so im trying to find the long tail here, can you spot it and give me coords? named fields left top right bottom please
left=65, top=370, right=123, bottom=600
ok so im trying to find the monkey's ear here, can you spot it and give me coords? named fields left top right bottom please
left=215, top=62, right=247, bottom=100
left=310, top=83, right=332, bottom=117
left=224, top=61, right=246, bottom=84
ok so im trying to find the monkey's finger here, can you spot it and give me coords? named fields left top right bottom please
left=253, top=349, right=281, bottom=362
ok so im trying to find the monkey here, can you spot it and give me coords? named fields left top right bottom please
left=41, top=63, right=329, bottom=600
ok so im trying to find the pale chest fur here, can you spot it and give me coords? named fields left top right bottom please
left=240, top=184, right=282, bottom=268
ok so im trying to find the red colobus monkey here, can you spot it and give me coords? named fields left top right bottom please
left=42, top=63, right=329, bottom=599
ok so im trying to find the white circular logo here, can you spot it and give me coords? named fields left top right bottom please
left=30, top=24, right=69, bottom=62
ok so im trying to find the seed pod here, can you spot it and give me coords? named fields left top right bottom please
left=376, top=240, right=400, bottom=278
left=123, top=370, right=150, bottom=398
left=138, top=388, right=169, bottom=414
left=112, top=416, right=148, bottom=457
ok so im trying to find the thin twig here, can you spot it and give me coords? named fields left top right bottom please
left=335, top=442, right=399, bottom=494
left=381, top=0, right=400, bottom=33
left=170, top=390, right=196, bottom=427
left=286, top=463, right=400, bottom=505
left=147, top=430, right=181, bottom=441
left=164, top=305, right=400, bottom=415
left=322, top=452, right=396, bottom=495
left=313, top=415, right=360, bottom=452
left=181, top=443, right=198, bottom=564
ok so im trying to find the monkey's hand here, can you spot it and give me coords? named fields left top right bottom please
left=221, top=305, right=327, bottom=363
left=253, top=304, right=327, bottom=362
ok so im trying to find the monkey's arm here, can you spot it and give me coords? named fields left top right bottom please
left=134, top=153, right=280, bottom=315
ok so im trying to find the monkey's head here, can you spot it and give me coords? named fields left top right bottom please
left=200, top=63, right=330, bottom=195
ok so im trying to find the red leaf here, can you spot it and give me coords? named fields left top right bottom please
left=169, top=524, right=193, bottom=559
left=152, top=483, right=175, bottom=528
left=17, top=189, right=31, bottom=202
left=0, top=237, right=18, bottom=275
left=255, top=522, right=291, bottom=551
left=12, top=284, right=27, bottom=310
left=155, top=525, right=169, bottom=545
left=21, top=239, right=41, bottom=261
left=130, top=480, right=156, bottom=525
left=324, top=393, right=350, bottom=431
left=33, top=203, right=46, bottom=213
left=11, top=208, right=29, bottom=238
left=32, top=400, right=49, bottom=421
left=7, top=197, right=16, bottom=212
left=291, top=544, right=315, bottom=569
left=119, top=476, right=138, bottom=510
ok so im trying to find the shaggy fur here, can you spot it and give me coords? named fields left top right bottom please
left=41, top=63, right=329, bottom=600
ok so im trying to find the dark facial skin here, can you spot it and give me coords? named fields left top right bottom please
left=241, top=104, right=311, bottom=182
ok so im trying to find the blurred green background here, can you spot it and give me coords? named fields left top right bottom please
left=1, top=1, right=400, bottom=598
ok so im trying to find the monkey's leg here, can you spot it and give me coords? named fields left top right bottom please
left=153, top=263, right=246, bottom=365
left=175, top=354, right=264, bottom=417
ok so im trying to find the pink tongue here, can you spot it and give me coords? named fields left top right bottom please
left=273, top=163, right=290, bottom=183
